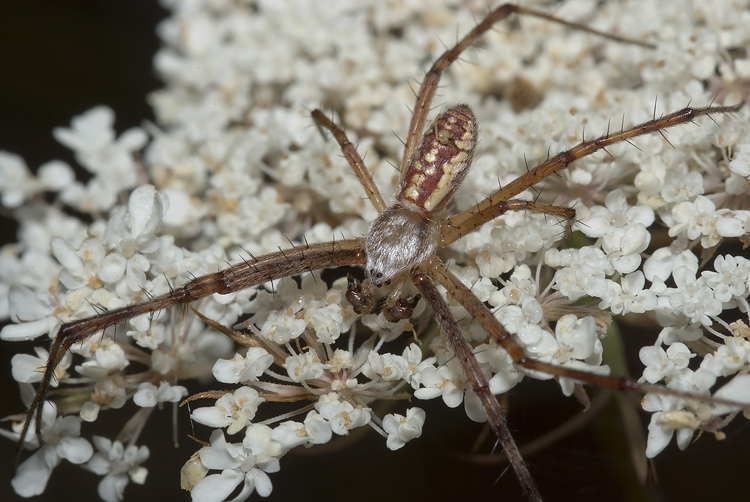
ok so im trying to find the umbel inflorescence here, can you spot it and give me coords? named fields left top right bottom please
left=2, top=1, right=750, bottom=501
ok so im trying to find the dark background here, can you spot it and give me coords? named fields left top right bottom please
left=1, top=1, right=749, bottom=502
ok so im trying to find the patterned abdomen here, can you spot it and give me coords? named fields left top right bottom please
left=397, top=104, right=477, bottom=214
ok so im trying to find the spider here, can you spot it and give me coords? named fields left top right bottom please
left=4, top=2, right=749, bottom=501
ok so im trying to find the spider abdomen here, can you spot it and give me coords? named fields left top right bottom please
left=398, top=104, right=477, bottom=214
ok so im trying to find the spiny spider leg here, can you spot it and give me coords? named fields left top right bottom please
left=441, top=102, right=744, bottom=246
left=311, top=4, right=657, bottom=200
left=311, top=110, right=386, bottom=213
left=400, top=3, right=654, bottom=172
left=411, top=268, right=541, bottom=502
left=423, top=257, right=748, bottom=410
left=15, top=240, right=366, bottom=459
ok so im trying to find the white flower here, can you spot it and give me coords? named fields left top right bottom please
left=101, top=185, right=165, bottom=292
left=11, top=347, right=71, bottom=386
left=84, top=437, right=149, bottom=502
left=127, top=323, right=166, bottom=351
left=643, top=245, right=698, bottom=282
left=578, top=189, right=654, bottom=274
left=601, top=223, right=651, bottom=274
left=362, top=350, right=408, bottom=381
left=192, top=428, right=281, bottom=501
left=53, top=106, right=147, bottom=213
left=668, top=195, right=726, bottom=248
left=579, top=189, right=655, bottom=238
left=554, top=316, right=599, bottom=363
left=269, top=422, right=309, bottom=451
left=401, top=343, right=436, bottom=389
left=217, top=186, right=291, bottom=244
left=553, top=315, right=607, bottom=395
left=729, top=146, right=750, bottom=177
left=700, top=336, right=750, bottom=377
left=644, top=375, right=750, bottom=458
left=489, top=264, right=536, bottom=308
left=309, top=302, right=344, bottom=344
left=0, top=152, right=74, bottom=208
left=474, top=344, right=523, bottom=395
left=327, top=349, right=353, bottom=373
left=87, top=377, right=129, bottom=416
left=243, top=424, right=283, bottom=471
left=0, top=284, right=59, bottom=341
left=300, top=412, right=333, bottom=445
left=212, top=348, right=274, bottom=384
left=414, top=362, right=464, bottom=407
left=260, top=308, right=307, bottom=344
left=546, top=247, right=612, bottom=301
left=383, top=407, right=426, bottom=450
left=639, top=343, right=694, bottom=384
left=660, top=170, right=704, bottom=203
left=475, top=212, right=561, bottom=277
left=7, top=402, right=93, bottom=498
left=710, top=374, right=750, bottom=414
left=51, top=236, right=103, bottom=290
left=270, top=412, right=333, bottom=451
left=701, top=254, right=750, bottom=303
left=76, top=340, right=129, bottom=379
left=668, top=266, right=722, bottom=326
left=598, top=271, right=657, bottom=314
left=645, top=411, right=696, bottom=458
left=314, top=393, right=370, bottom=435
left=285, top=350, right=329, bottom=382
left=191, top=387, right=266, bottom=435
left=133, top=381, right=188, bottom=408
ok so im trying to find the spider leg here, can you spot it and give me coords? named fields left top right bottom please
left=402, top=4, right=654, bottom=172
left=424, top=257, right=750, bottom=410
left=411, top=268, right=542, bottom=502
left=16, top=239, right=366, bottom=462
left=441, top=103, right=743, bottom=246
left=441, top=198, right=575, bottom=244
left=311, top=109, right=387, bottom=213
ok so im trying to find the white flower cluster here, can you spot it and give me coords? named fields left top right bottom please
left=1, top=0, right=750, bottom=500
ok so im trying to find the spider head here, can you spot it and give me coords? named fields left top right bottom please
left=368, top=270, right=389, bottom=288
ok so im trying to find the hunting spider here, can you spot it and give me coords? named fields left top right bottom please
left=3, top=1, right=750, bottom=501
